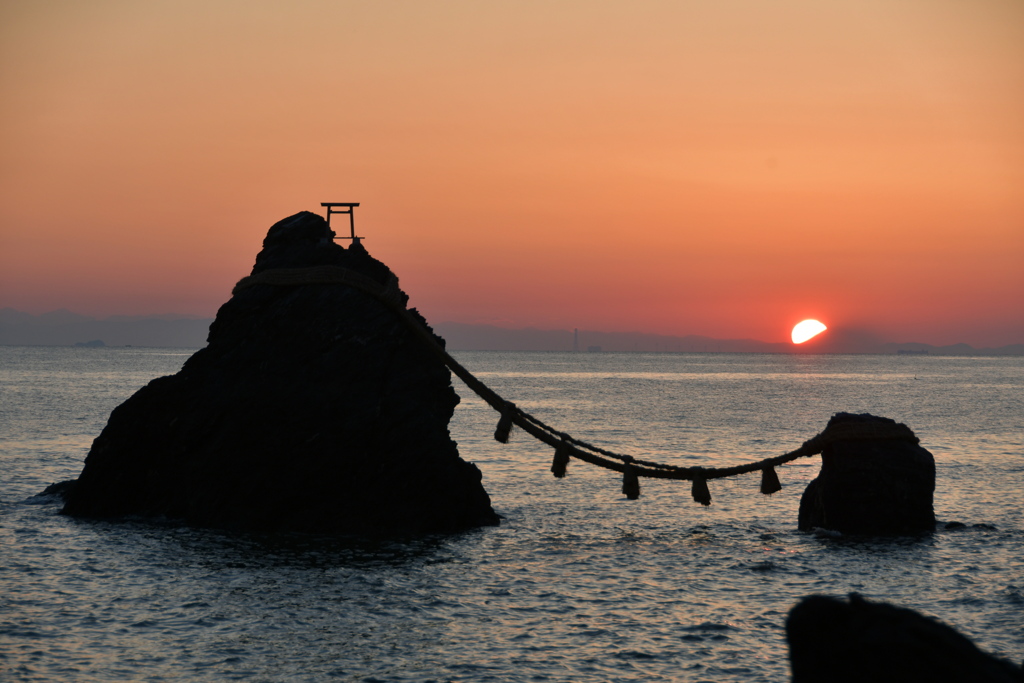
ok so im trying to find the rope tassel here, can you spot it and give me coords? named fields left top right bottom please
left=622, top=458, right=640, bottom=500
left=691, top=471, right=711, bottom=506
left=494, top=403, right=514, bottom=444
left=551, top=440, right=570, bottom=478
left=760, top=465, right=782, bottom=495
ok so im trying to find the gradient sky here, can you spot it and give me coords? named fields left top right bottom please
left=2, top=0, right=1022, bottom=347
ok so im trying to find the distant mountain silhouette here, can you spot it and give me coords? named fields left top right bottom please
left=433, top=322, right=1023, bottom=356
left=0, top=308, right=213, bottom=347
left=433, top=322, right=790, bottom=353
left=1, top=309, right=1020, bottom=354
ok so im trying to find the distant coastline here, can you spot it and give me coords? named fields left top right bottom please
left=433, top=322, right=1023, bottom=356
left=1, top=308, right=1020, bottom=355
left=0, top=308, right=214, bottom=349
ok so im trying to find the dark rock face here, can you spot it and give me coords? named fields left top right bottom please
left=787, top=593, right=1024, bottom=683
left=62, top=211, right=499, bottom=534
left=798, top=412, right=935, bottom=535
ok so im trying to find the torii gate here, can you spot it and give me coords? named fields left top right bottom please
left=321, top=203, right=361, bottom=241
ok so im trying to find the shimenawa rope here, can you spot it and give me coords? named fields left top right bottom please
left=234, top=266, right=919, bottom=505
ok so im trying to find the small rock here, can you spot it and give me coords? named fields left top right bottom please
left=798, top=412, right=935, bottom=535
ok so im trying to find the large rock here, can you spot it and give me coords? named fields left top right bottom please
left=797, top=412, right=935, bottom=535
left=787, top=593, right=1024, bottom=682
left=62, top=211, right=500, bottom=534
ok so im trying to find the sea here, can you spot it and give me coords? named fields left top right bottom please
left=1, top=346, right=1022, bottom=682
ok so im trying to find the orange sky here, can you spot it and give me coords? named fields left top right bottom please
left=2, top=0, right=1022, bottom=347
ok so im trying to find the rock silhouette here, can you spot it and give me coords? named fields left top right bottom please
left=62, top=211, right=500, bottom=534
left=787, top=593, right=1024, bottom=682
left=797, top=412, right=935, bottom=535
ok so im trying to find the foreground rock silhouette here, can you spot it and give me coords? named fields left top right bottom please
left=62, top=211, right=499, bottom=534
left=787, top=594, right=1024, bottom=682
left=797, top=412, right=935, bottom=534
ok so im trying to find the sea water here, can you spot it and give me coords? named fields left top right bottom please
left=1, top=347, right=1022, bottom=681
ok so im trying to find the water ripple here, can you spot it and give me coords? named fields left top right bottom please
left=2, top=350, right=1023, bottom=681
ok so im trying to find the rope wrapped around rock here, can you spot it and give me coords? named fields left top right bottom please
left=233, top=266, right=404, bottom=306
left=234, top=265, right=921, bottom=504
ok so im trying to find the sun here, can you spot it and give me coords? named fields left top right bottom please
left=792, top=319, right=827, bottom=344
